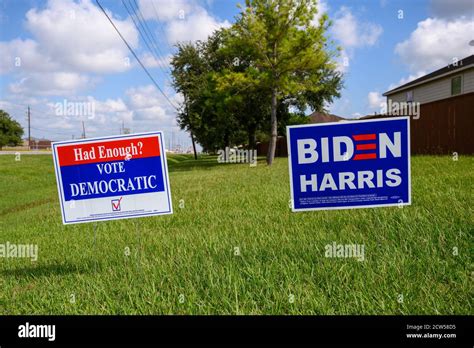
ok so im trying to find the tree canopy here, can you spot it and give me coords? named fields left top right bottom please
left=0, top=110, right=24, bottom=149
left=170, top=0, right=342, bottom=163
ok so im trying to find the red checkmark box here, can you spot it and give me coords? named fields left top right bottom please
left=111, top=197, right=123, bottom=211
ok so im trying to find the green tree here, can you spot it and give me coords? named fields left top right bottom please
left=171, top=31, right=260, bottom=153
left=213, top=58, right=270, bottom=149
left=171, top=39, right=235, bottom=153
left=170, top=42, right=204, bottom=158
left=0, top=110, right=24, bottom=150
left=227, top=0, right=342, bottom=165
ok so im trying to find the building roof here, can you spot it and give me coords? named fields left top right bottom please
left=383, top=55, right=474, bottom=96
left=309, top=111, right=345, bottom=123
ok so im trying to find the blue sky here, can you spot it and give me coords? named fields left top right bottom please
left=0, top=0, right=472, bottom=146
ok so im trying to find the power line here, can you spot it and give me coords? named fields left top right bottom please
left=96, top=0, right=178, bottom=111
left=150, top=0, right=175, bottom=54
left=122, top=0, right=173, bottom=83
left=29, top=126, right=75, bottom=137
left=129, top=0, right=173, bottom=75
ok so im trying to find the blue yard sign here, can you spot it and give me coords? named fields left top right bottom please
left=287, top=117, right=411, bottom=212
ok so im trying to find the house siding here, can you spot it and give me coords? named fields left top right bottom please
left=365, top=92, right=474, bottom=154
left=387, top=67, right=474, bottom=105
left=463, top=68, right=474, bottom=92
left=386, top=91, right=406, bottom=104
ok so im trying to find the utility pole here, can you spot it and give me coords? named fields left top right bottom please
left=82, top=121, right=86, bottom=139
left=27, top=106, right=31, bottom=149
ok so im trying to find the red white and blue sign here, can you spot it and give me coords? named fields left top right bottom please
left=287, top=117, right=411, bottom=212
left=52, top=132, right=173, bottom=224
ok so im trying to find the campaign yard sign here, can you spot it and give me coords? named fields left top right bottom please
left=287, top=117, right=411, bottom=212
left=52, top=132, right=172, bottom=224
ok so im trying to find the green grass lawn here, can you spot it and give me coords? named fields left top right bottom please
left=0, top=154, right=472, bottom=314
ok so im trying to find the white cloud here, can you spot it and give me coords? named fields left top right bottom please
left=47, top=118, right=76, bottom=130
left=141, top=52, right=171, bottom=69
left=396, top=72, right=426, bottom=86
left=138, top=0, right=230, bottom=44
left=88, top=96, right=133, bottom=126
left=1, top=0, right=140, bottom=97
left=166, top=8, right=230, bottom=43
left=93, top=97, right=128, bottom=113
left=1, top=0, right=138, bottom=75
left=0, top=39, right=57, bottom=74
left=127, top=85, right=162, bottom=109
left=332, top=7, right=383, bottom=48
left=0, top=88, right=180, bottom=140
left=387, top=71, right=426, bottom=91
left=335, top=49, right=350, bottom=73
left=138, top=0, right=193, bottom=22
left=23, top=0, right=138, bottom=74
left=0, top=0, right=187, bottom=140
left=395, top=17, right=474, bottom=73
left=125, top=85, right=179, bottom=126
left=368, top=91, right=384, bottom=109
left=8, top=72, right=97, bottom=96
left=311, top=0, right=329, bottom=26
left=330, top=7, right=382, bottom=74
left=430, top=0, right=474, bottom=19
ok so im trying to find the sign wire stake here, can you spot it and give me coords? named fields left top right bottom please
left=93, top=222, right=98, bottom=272
left=135, top=219, right=142, bottom=271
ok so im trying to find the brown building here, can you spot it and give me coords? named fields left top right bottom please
left=309, top=111, right=345, bottom=124
left=256, top=136, right=288, bottom=157
left=24, top=137, right=53, bottom=150
left=381, top=55, right=474, bottom=154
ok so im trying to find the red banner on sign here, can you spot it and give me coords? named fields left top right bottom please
left=57, top=136, right=160, bottom=167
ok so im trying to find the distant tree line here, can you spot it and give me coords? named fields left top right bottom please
left=0, top=110, right=24, bottom=150
left=171, top=0, right=343, bottom=165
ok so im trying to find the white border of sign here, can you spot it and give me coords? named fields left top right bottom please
left=286, top=116, right=411, bottom=212
left=52, top=131, right=173, bottom=224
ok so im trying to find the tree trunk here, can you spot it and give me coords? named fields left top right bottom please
left=184, top=93, right=197, bottom=160
left=190, top=130, right=197, bottom=160
left=224, top=132, right=230, bottom=162
left=248, top=125, right=256, bottom=150
left=266, top=87, right=278, bottom=165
